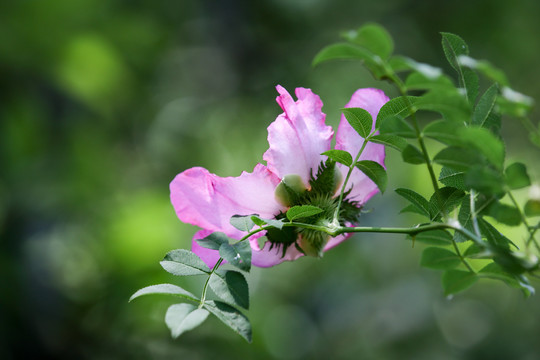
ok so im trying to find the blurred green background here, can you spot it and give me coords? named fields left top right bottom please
left=2, top=0, right=540, bottom=359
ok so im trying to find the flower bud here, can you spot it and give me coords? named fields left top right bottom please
left=297, top=231, right=329, bottom=258
left=274, top=174, right=307, bottom=207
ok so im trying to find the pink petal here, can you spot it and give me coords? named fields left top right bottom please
left=250, top=235, right=304, bottom=267
left=263, top=85, right=333, bottom=187
left=324, top=233, right=352, bottom=250
left=336, top=88, right=389, bottom=204
left=170, top=163, right=283, bottom=239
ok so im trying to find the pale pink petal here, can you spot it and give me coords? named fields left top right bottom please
left=324, top=233, right=352, bottom=250
left=170, top=163, right=284, bottom=239
left=250, top=235, right=304, bottom=267
left=263, top=85, right=333, bottom=187
left=336, top=88, right=389, bottom=204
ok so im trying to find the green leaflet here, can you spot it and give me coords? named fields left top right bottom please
left=209, top=270, right=250, bottom=310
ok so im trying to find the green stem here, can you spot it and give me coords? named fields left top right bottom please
left=199, top=258, right=223, bottom=308
left=507, top=190, right=540, bottom=252
left=386, top=71, right=475, bottom=272
left=469, top=190, right=481, bottom=238
left=333, top=134, right=370, bottom=222
left=389, top=73, right=440, bottom=195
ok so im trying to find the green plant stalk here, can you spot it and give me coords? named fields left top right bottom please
left=469, top=190, right=481, bottom=238
left=507, top=190, right=540, bottom=252
left=385, top=70, right=475, bottom=272
left=387, top=72, right=440, bottom=194
left=333, top=133, right=371, bottom=222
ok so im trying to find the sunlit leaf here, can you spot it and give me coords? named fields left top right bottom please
left=160, top=249, right=210, bottom=276
left=129, top=284, right=199, bottom=302
left=165, top=304, right=210, bottom=338
left=322, top=149, right=353, bottom=166
left=230, top=215, right=256, bottom=232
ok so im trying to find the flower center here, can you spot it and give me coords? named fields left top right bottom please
left=268, top=160, right=363, bottom=257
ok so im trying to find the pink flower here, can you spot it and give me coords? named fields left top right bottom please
left=170, top=85, right=389, bottom=267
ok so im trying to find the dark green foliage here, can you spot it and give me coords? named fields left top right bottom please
left=355, top=160, right=388, bottom=193
left=322, top=150, right=353, bottom=166
left=342, top=107, right=374, bottom=138
left=401, top=144, right=425, bottom=164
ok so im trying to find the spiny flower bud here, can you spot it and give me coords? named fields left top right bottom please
left=274, top=174, right=307, bottom=207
